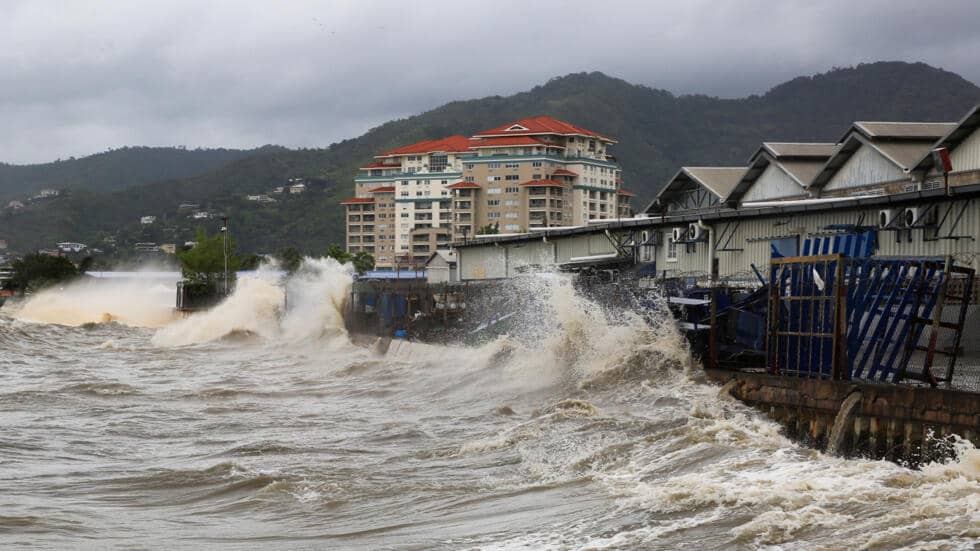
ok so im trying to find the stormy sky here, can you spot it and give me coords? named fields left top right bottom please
left=4, top=0, right=980, bottom=164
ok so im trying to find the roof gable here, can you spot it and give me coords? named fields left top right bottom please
left=474, top=116, right=616, bottom=142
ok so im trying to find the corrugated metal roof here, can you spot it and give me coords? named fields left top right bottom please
left=683, top=167, right=747, bottom=200
left=872, top=141, right=937, bottom=170
left=763, top=142, right=838, bottom=158
left=912, top=103, right=980, bottom=173
left=851, top=121, right=956, bottom=140
left=776, top=159, right=826, bottom=186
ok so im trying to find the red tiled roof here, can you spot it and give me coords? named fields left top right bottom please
left=551, top=169, right=578, bottom=177
left=617, top=189, right=636, bottom=197
left=474, top=116, right=616, bottom=142
left=519, top=179, right=568, bottom=188
left=368, top=186, right=395, bottom=193
left=467, top=136, right=565, bottom=149
left=360, top=161, right=400, bottom=170
left=340, top=197, right=375, bottom=205
left=446, top=182, right=481, bottom=189
left=376, top=135, right=473, bottom=157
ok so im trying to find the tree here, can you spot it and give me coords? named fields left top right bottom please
left=324, top=243, right=373, bottom=274
left=350, top=251, right=375, bottom=274
left=177, top=228, right=240, bottom=285
left=8, top=253, right=79, bottom=292
left=325, top=244, right=351, bottom=264
left=477, top=222, right=500, bottom=235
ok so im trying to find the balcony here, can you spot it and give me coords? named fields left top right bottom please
left=362, top=215, right=375, bottom=222
left=528, top=189, right=548, bottom=196
left=455, top=213, right=472, bottom=222
left=529, top=199, right=547, bottom=209
left=348, top=215, right=362, bottom=222
left=454, top=201, right=472, bottom=210
left=412, top=245, right=430, bottom=253
left=348, top=225, right=361, bottom=233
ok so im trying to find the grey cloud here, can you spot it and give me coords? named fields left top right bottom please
left=2, top=0, right=980, bottom=163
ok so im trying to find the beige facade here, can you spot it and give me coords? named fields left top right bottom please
left=343, top=117, right=634, bottom=268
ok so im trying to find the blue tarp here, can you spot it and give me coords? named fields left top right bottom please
left=357, top=270, right=427, bottom=280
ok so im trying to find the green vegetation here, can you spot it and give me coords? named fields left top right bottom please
left=477, top=222, right=500, bottom=235
left=178, top=228, right=240, bottom=285
left=5, top=253, right=79, bottom=293
left=326, top=244, right=375, bottom=274
left=1, top=62, right=978, bottom=256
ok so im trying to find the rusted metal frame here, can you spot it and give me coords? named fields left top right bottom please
left=944, top=266, right=975, bottom=387
left=771, top=254, right=841, bottom=265
left=918, top=256, right=954, bottom=386
left=832, top=256, right=848, bottom=380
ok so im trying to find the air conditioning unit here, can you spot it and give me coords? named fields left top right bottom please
left=879, top=209, right=898, bottom=229
left=904, top=206, right=935, bottom=228
left=904, top=207, right=921, bottom=228
left=687, top=223, right=703, bottom=241
left=671, top=227, right=684, bottom=242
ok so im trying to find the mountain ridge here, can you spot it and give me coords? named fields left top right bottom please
left=2, top=61, right=978, bottom=256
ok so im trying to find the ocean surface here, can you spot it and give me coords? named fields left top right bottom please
left=1, top=260, right=977, bottom=550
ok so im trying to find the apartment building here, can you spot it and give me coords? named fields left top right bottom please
left=345, top=136, right=470, bottom=269
left=455, top=116, right=629, bottom=235
left=342, top=117, right=634, bottom=269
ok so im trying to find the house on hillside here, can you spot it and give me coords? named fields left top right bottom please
left=57, top=242, right=87, bottom=253
left=192, top=211, right=211, bottom=220
left=140, top=215, right=157, bottom=225
left=289, top=183, right=307, bottom=194
left=246, top=194, right=277, bottom=203
left=177, top=203, right=200, bottom=212
left=6, top=201, right=24, bottom=210
left=36, top=189, right=60, bottom=198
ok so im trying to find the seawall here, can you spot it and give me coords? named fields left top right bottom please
left=707, top=369, right=979, bottom=464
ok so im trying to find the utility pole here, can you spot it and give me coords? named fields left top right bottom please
left=221, top=216, right=229, bottom=295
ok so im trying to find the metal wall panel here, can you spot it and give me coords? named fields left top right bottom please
left=951, top=128, right=980, bottom=173
left=742, top=164, right=804, bottom=202
left=459, top=198, right=980, bottom=281
left=824, top=146, right=906, bottom=191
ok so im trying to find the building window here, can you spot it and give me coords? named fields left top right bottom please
left=505, top=163, right=519, bottom=169
left=505, top=187, right=519, bottom=193
left=487, top=199, right=500, bottom=206
left=465, top=163, right=475, bottom=170
left=532, top=174, right=542, bottom=180
left=588, top=140, right=596, bottom=151
left=487, top=187, right=501, bottom=194
left=505, top=174, right=520, bottom=181
left=505, top=212, right=518, bottom=218
left=488, top=212, right=501, bottom=219
left=667, top=235, right=678, bottom=262
left=401, top=180, right=409, bottom=186
left=504, top=224, right=520, bottom=231
left=531, top=161, right=542, bottom=167
left=465, top=176, right=475, bottom=182
left=429, top=154, right=448, bottom=172
left=504, top=199, right=519, bottom=206
left=488, top=162, right=501, bottom=169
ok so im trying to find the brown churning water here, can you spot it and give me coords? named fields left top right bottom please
left=0, top=259, right=977, bottom=549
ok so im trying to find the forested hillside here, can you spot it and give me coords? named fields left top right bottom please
left=2, top=62, right=978, bottom=256
left=0, top=145, right=284, bottom=202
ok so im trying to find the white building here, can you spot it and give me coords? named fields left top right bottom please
left=57, top=242, right=87, bottom=253
left=140, top=216, right=157, bottom=225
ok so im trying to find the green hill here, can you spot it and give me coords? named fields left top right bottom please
left=0, top=145, right=284, bottom=202
left=2, top=61, right=978, bottom=257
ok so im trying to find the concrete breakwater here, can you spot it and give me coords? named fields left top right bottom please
left=709, top=369, right=979, bottom=464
